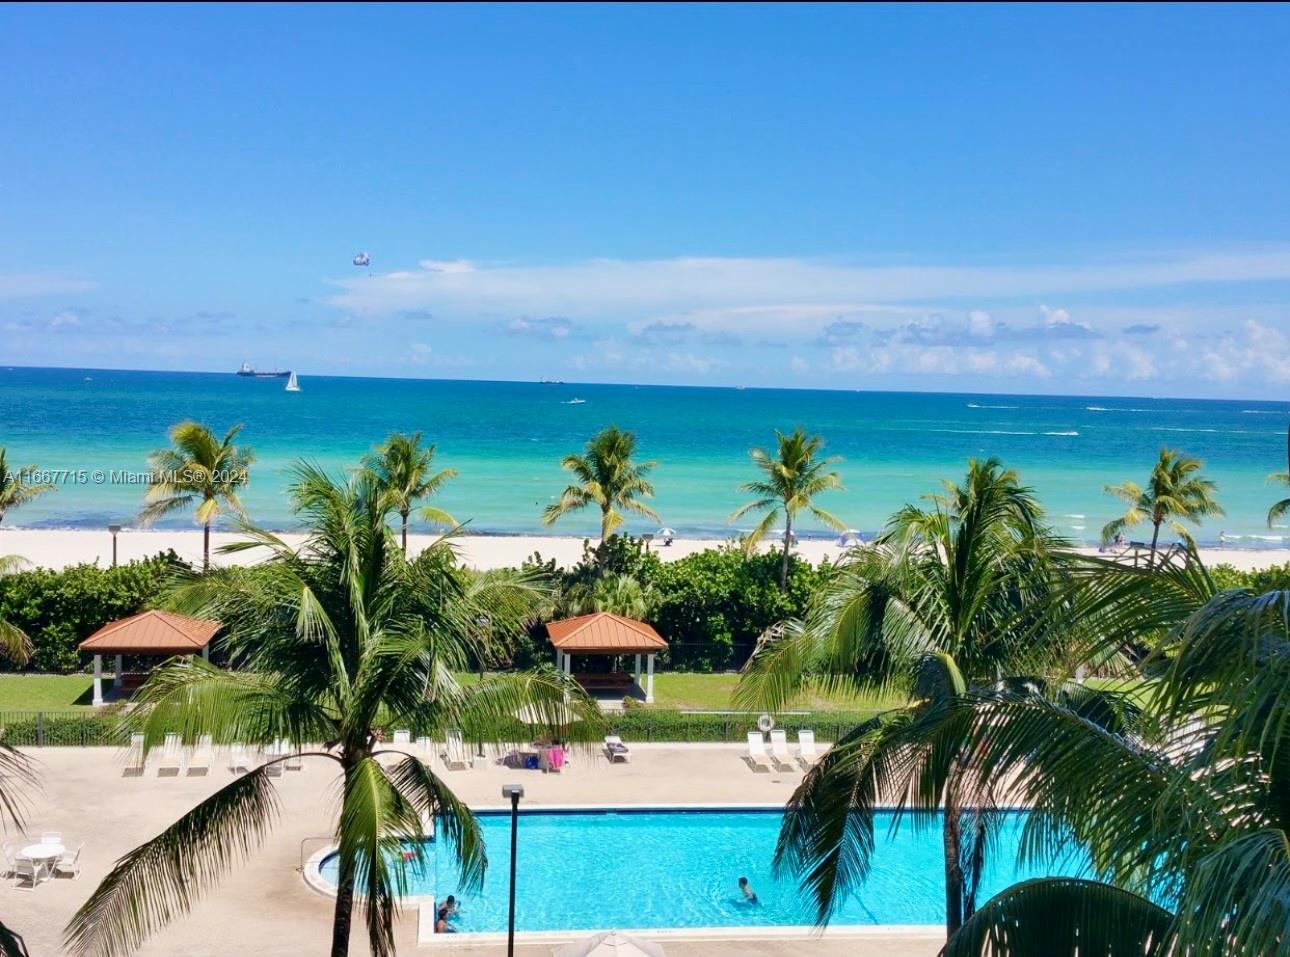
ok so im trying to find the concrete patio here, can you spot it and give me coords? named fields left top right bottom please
left=2, top=744, right=944, bottom=957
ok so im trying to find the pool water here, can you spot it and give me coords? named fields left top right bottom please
left=317, top=807, right=1070, bottom=933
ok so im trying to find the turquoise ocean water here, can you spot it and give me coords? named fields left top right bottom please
left=1, top=366, right=1286, bottom=545
left=317, top=808, right=1077, bottom=931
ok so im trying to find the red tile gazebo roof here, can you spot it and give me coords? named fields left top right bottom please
left=546, top=612, right=667, bottom=655
left=79, top=610, right=221, bottom=656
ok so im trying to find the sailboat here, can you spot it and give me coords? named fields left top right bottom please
left=284, top=371, right=301, bottom=392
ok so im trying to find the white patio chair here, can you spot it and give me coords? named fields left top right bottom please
left=444, top=729, right=472, bottom=770
left=187, top=734, right=214, bottom=775
left=54, top=842, right=83, bottom=879
left=2, top=842, right=15, bottom=878
left=797, top=729, right=821, bottom=767
left=157, top=733, right=183, bottom=774
left=40, top=831, right=62, bottom=846
left=745, top=731, right=772, bottom=771
left=123, top=732, right=147, bottom=774
left=11, top=856, right=41, bottom=890
left=603, top=735, right=631, bottom=763
left=768, top=730, right=795, bottom=771
left=228, top=742, right=254, bottom=774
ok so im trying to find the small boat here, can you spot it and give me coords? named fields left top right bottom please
left=564, top=398, right=585, bottom=404
left=237, top=362, right=290, bottom=378
left=284, top=371, right=301, bottom=392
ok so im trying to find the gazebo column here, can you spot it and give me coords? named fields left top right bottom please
left=92, top=655, right=104, bottom=706
left=564, top=653, right=573, bottom=675
left=554, top=648, right=563, bottom=671
left=114, top=654, right=123, bottom=686
left=645, top=653, right=655, bottom=703
left=202, top=645, right=210, bottom=662
left=634, top=654, right=642, bottom=690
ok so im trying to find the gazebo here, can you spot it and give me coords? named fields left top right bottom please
left=547, top=612, right=668, bottom=703
left=79, top=610, right=221, bottom=706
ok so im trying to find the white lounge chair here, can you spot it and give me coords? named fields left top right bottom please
left=746, top=731, right=772, bottom=771
left=444, top=730, right=472, bottom=770
left=187, top=735, right=214, bottom=775
left=11, top=857, right=41, bottom=890
left=603, top=735, right=631, bottom=763
left=392, top=729, right=412, bottom=748
left=797, top=730, right=821, bottom=767
left=415, top=735, right=433, bottom=758
left=228, top=742, right=254, bottom=774
left=54, top=842, right=83, bottom=879
left=769, top=730, right=795, bottom=771
left=284, top=745, right=303, bottom=771
left=123, top=732, right=147, bottom=775
left=157, top=733, right=183, bottom=774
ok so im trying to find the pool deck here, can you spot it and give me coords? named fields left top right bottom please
left=2, top=743, right=945, bottom=957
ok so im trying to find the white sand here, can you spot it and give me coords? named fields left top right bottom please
left=0, top=526, right=1287, bottom=573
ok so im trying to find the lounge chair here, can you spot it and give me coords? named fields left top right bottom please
left=228, top=743, right=254, bottom=774
left=415, top=735, right=433, bottom=758
left=392, top=729, right=412, bottom=748
left=123, top=732, right=147, bottom=775
left=54, top=842, right=83, bottom=879
left=745, top=731, right=772, bottom=771
left=797, top=730, right=821, bottom=767
left=444, top=730, right=472, bottom=770
left=187, top=735, right=214, bottom=775
left=603, top=735, right=631, bottom=763
left=11, top=857, right=41, bottom=890
left=157, top=733, right=183, bottom=775
left=768, top=730, right=795, bottom=771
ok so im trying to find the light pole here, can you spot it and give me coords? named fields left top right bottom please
left=501, top=783, right=523, bottom=957
left=108, top=524, right=122, bottom=568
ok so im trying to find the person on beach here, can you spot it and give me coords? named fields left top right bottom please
left=738, top=876, right=758, bottom=904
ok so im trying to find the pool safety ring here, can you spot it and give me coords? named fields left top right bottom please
left=757, top=714, right=775, bottom=733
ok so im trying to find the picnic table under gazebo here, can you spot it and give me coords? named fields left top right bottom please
left=546, top=612, right=668, bottom=703
left=79, top=610, right=221, bottom=706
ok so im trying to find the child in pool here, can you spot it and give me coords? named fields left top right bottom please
left=738, top=876, right=758, bottom=904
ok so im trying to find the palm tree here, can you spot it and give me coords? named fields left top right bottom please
left=0, top=556, right=33, bottom=666
left=66, top=464, right=597, bottom=957
left=363, top=432, right=458, bottom=553
left=737, top=459, right=1076, bottom=938
left=541, top=426, right=659, bottom=564
left=138, top=422, right=254, bottom=571
left=0, top=448, right=54, bottom=526
left=941, top=575, right=1290, bottom=957
left=1268, top=423, right=1290, bottom=527
left=1101, top=447, right=1222, bottom=560
left=730, top=426, right=845, bottom=589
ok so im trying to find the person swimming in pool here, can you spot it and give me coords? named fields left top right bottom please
left=738, top=876, right=758, bottom=904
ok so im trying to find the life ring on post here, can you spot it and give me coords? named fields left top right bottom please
left=757, top=713, right=775, bottom=734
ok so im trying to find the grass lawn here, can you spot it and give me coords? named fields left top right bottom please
left=647, top=672, right=904, bottom=712
left=0, top=673, right=105, bottom=711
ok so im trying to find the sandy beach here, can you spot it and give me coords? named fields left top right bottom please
left=1, top=526, right=1286, bottom=574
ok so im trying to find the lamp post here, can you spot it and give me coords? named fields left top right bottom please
left=108, top=524, right=122, bottom=567
left=501, top=784, right=524, bottom=957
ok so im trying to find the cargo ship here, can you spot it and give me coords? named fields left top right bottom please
left=236, top=363, right=291, bottom=378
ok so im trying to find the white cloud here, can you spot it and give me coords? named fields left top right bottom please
left=789, top=355, right=809, bottom=374
left=0, top=273, right=96, bottom=299
left=666, top=351, right=725, bottom=375
left=968, top=309, right=995, bottom=338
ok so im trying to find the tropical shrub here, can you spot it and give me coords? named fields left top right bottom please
left=0, top=552, right=187, bottom=672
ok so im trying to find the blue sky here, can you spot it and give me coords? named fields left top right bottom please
left=4, top=3, right=1290, bottom=397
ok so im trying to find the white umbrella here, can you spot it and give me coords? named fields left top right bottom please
left=836, top=529, right=864, bottom=547
left=553, top=931, right=665, bottom=957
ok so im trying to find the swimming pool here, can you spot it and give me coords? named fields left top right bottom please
left=312, top=806, right=1070, bottom=934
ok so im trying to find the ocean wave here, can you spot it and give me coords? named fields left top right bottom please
left=966, top=403, right=1019, bottom=409
left=1044, top=430, right=1079, bottom=436
left=1241, top=409, right=1288, bottom=415
left=1085, top=406, right=1154, bottom=413
left=1154, top=427, right=1219, bottom=433
left=1223, top=534, right=1286, bottom=542
left=929, top=428, right=1036, bottom=435
left=1062, top=513, right=1086, bottom=519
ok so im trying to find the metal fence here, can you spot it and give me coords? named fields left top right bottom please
left=1, top=709, right=879, bottom=747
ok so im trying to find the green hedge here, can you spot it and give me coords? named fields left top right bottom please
left=0, top=552, right=189, bottom=672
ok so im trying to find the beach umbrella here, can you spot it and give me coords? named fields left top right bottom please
left=553, top=931, right=665, bottom=957
left=655, top=527, right=676, bottom=538
left=836, top=529, right=864, bottom=547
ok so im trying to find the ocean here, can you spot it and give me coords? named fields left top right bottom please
left=1, top=366, right=1286, bottom=546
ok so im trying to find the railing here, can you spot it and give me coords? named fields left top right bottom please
left=0, top=708, right=883, bottom=748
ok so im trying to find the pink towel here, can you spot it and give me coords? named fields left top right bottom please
left=546, top=746, right=565, bottom=770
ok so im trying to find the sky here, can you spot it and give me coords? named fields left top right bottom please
left=3, top=3, right=1290, bottom=398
